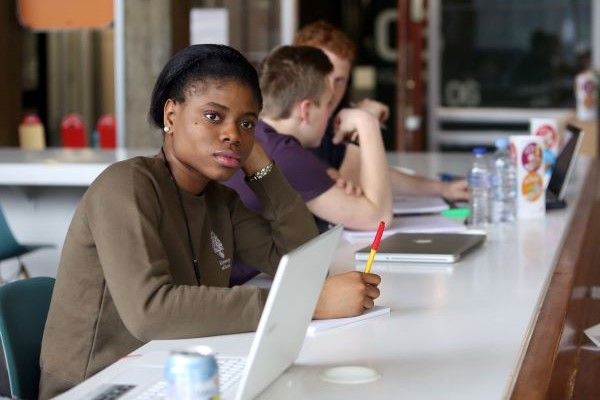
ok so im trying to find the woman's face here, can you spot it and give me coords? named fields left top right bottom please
left=165, top=79, right=259, bottom=185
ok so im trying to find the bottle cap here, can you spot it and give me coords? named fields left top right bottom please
left=472, top=146, right=487, bottom=155
left=21, top=113, right=41, bottom=125
left=494, top=138, right=508, bottom=150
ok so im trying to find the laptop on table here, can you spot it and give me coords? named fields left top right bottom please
left=74, top=225, right=343, bottom=400
left=545, top=124, right=584, bottom=210
left=355, top=232, right=486, bottom=264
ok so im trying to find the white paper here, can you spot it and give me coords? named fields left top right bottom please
left=307, top=306, right=390, bottom=336
left=344, top=215, right=466, bottom=240
left=393, top=196, right=449, bottom=215
left=584, top=323, right=600, bottom=347
left=190, top=8, right=229, bottom=45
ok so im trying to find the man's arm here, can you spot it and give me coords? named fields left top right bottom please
left=389, top=169, right=470, bottom=201
left=307, top=109, right=393, bottom=230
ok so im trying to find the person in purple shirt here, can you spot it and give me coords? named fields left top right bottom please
left=225, top=45, right=393, bottom=285
left=226, top=120, right=334, bottom=231
left=294, top=21, right=470, bottom=201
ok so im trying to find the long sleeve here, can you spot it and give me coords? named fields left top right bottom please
left=83, top=162, right=269, bottom=341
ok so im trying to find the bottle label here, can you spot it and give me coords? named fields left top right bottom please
left=521, top=172, right=544, bottom=202
left=521, top=142, right=543, bottom=172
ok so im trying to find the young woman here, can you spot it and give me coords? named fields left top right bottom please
left=38, top=44, right=380, bottom=398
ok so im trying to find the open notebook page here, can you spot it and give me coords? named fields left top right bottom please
left=307, top=306, right=391, bottom=336
left=344, top=215, right=466, bottom=240
left=393, top=196, right=449, bottom=215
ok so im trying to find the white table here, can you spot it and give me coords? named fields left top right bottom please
left=54, top=153, right=592, bottom=399
left=0, top=148, right=157, bottom=278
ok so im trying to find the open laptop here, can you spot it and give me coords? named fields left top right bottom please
left=355, top=232, right=486, bottom=264
left=546, top=124, right=584, bottom=210
left=77, top=225, right=343, bottom=400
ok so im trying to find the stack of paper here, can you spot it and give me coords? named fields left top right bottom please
left=393, top=196, right=449, bottom=215
left=307, top=306, right=390, bottom=336
left=344, top=215, right=467, bottom=240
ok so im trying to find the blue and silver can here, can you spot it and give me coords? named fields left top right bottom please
left=165, top=346, right=220, bottom=400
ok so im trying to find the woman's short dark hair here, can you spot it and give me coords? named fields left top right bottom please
left=148, top=44, right=262, bottom=129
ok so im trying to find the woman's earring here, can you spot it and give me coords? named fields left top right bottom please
left=163, top=126, right=170, bottom=134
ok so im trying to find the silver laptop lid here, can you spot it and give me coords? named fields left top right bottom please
left=236, top=225, right=343, bottom=400
left=355, top=232, right=486, bottom=264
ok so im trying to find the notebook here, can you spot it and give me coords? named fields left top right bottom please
left=343, top=215, right=467, bottom=240
left=355, top=232, right=486, bottom=263
left=307, top=306, right=391, bottom=336
left=546, top=124, right=584, bottom=210
left=75, top=225, right=343, bottom=400
left=393, top=196, right=449, bottom=215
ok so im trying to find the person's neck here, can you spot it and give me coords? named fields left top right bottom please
left=261, top=117, right=302, bottom=142
left=162, top=138, right=209, bottom=195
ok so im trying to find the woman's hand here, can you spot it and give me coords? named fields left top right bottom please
left=241, top=141, right=272, bottom=177
left=313, top=271, right=381, bottom=319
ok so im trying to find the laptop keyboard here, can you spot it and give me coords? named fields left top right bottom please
left=89, top=356, right=245, bottom=400
left=132, top=356, right=246, bottom=399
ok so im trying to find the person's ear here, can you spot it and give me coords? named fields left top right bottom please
left=163, top=99, right=177, bottom=133
left=298, top=99, right=312, bottom=124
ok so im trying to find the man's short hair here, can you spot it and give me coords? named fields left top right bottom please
left=260, top=45, right=333, bottom=119
left=293, top=20, right=356, bottom=64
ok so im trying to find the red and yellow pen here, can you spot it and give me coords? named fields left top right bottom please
left=363, top=221, right=385, bottom=273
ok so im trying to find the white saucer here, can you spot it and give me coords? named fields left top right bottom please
left=319, top=366, right=381, bottom=384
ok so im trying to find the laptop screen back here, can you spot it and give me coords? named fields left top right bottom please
left=235, top=225, right=343, bottom=400
left=547, top=125, right=583, bottom=201
left=355, top=232, right=486, bottom=264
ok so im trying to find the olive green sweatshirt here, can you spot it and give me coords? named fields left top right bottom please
left=38, top=154, right=318, bottom=398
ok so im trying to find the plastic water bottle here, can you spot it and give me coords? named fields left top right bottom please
left=491, top=138, right=517, bottom=223
left=468, top=147, right=490, bottom=227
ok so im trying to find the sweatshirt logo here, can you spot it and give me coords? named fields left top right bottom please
left=210, top=231, right=231, bottom=270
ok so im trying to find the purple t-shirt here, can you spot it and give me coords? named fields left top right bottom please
left=224, top=120, right=335, bottom=286
left=225, top=120, right=334, bottom=213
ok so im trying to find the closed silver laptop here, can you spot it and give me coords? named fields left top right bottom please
left=355, top=232, right=486, bottom=264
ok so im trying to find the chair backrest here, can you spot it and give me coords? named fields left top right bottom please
left=0, top=205, right=23, bottom=260
left=0, top=277, right=55, bottom=399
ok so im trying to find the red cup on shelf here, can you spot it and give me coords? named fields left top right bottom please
left=97, top=114, right=116, bottom=149
left=60, top=113, right=87, bottom=148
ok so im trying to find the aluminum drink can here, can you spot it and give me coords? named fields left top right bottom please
left=165, top=346, right=220, bottom=400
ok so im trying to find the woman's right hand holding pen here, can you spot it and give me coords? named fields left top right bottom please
left=313, top=271, right=381, bottom=319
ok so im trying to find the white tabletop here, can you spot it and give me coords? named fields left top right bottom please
left=55, top=153, right=591, bottom=400
left=0, top=148, right=158, bottom=186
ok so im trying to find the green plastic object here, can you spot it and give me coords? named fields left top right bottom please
left=441, top=208, right=471, bottom=218
left=0, top=277, right=55, bottom=399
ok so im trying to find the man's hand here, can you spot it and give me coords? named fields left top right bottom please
left=314, top=271, right=381, bottom=319
left=441, top=179, right=470, bottom=201
left=332, top=108, right=379, bottom=145
left=355, top=98, right=389, bottom=123
left=335, top=177, right=362, bottom=197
